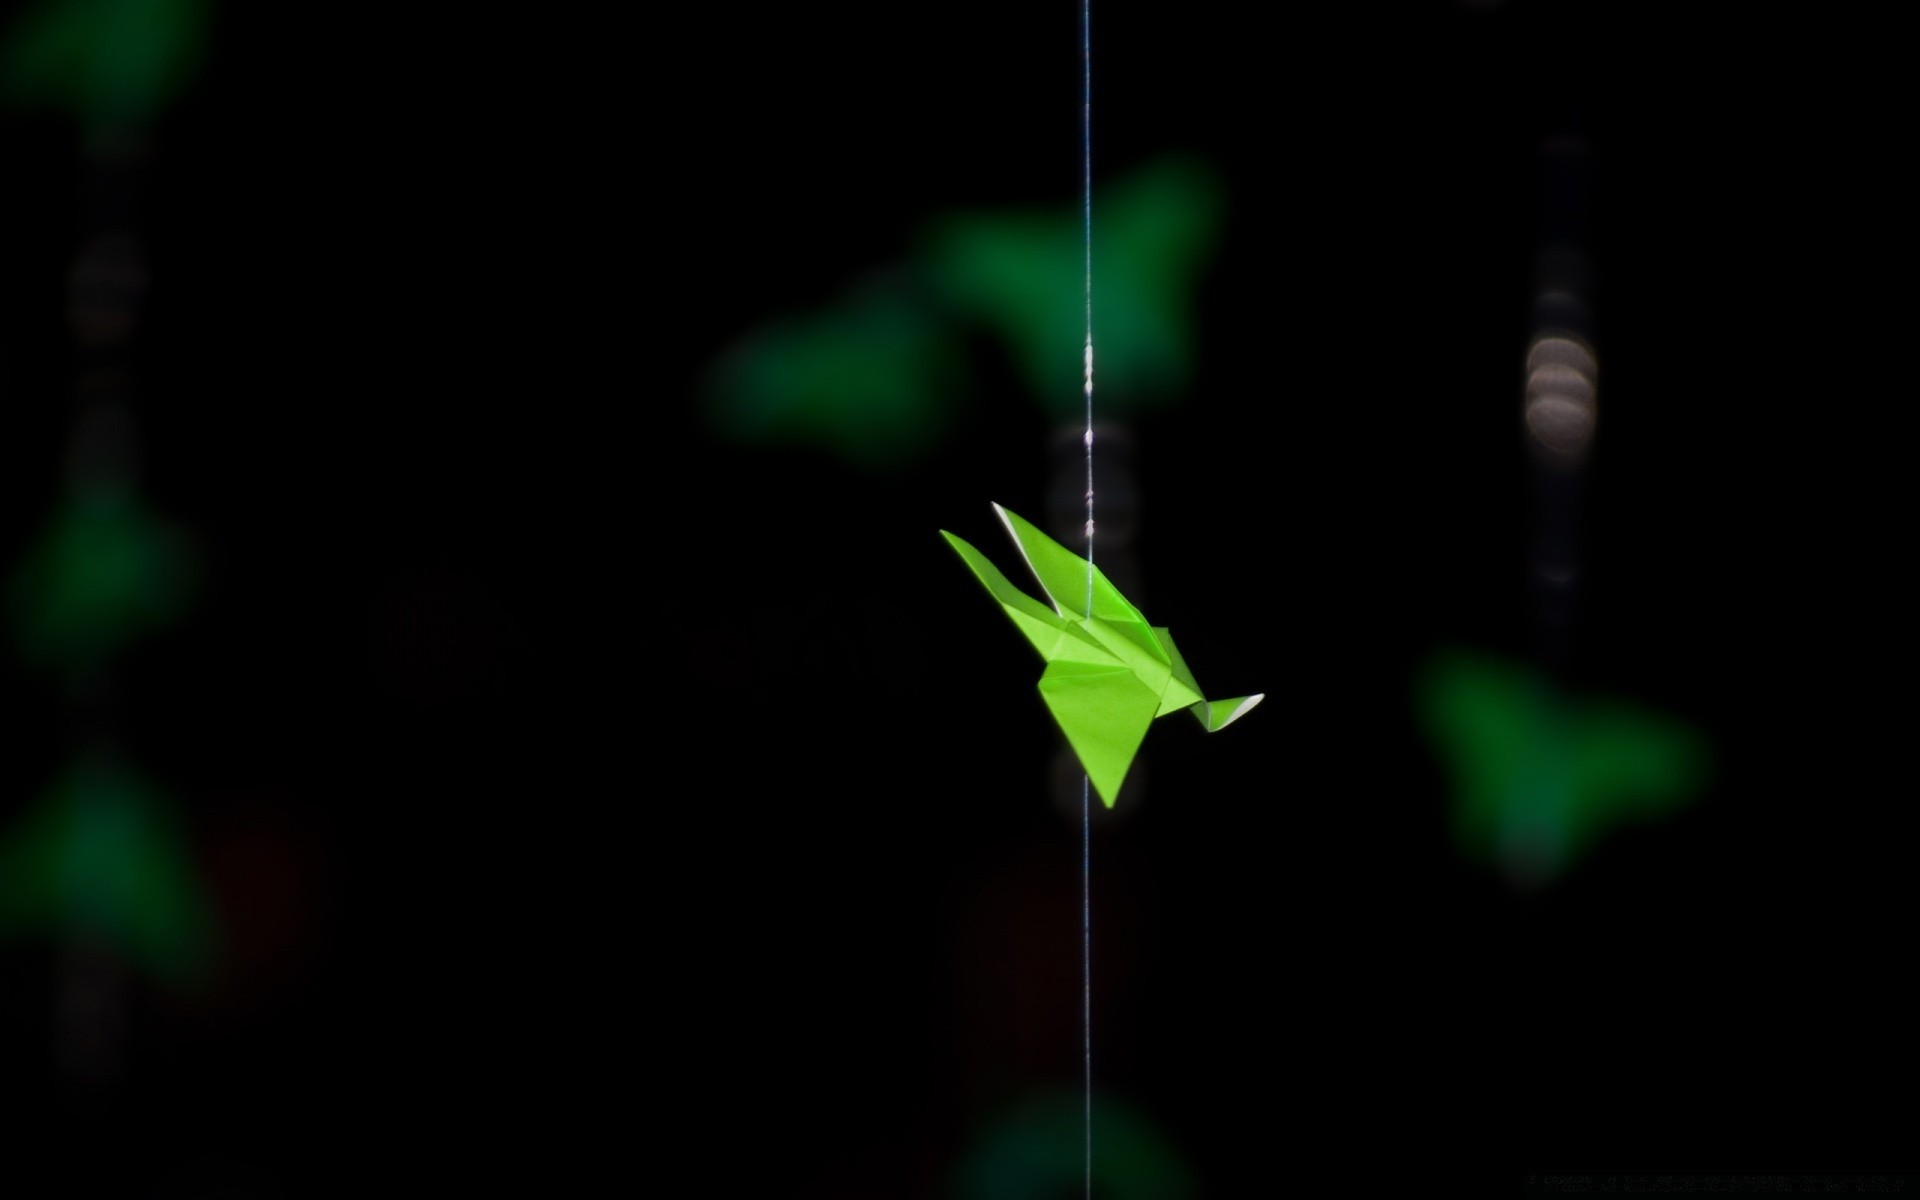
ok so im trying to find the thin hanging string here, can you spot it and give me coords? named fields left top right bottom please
left=1081, top=776, right=1092, bottom=1197
left=1079, top=0, right=1094, bottom=1194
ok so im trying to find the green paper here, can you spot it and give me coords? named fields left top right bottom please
left=942, top=503, right=1260, bottom=806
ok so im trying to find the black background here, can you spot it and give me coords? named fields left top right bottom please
left=0, top=2, right=1905, bottom=1194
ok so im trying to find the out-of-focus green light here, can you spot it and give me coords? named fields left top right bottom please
left=707, top=278, right=961, bottom=470
left=1, top=0, right=212, bottom=136
left=0, top=754, right=215, bottom=990
left=925, top=156, right=1223, bottom=419
left=8, top=481, right=194, bottom=686
left=953, top=1091, right=1195, bottom=1200
left=705, top=154, right=1225, bottom=468
left=1417, top=648, right=1710, bottom=885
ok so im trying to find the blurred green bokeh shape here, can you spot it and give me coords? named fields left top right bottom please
left=954, top=1091, right=1195, bottom=1200
left=707, top=277, right=963, bottom=470
left=0, top=754, right=216, bottom=990
left=9, top=480, right=196, bottom=687
left=1, top=0, right=213, bottom=136
left=924, top=155, right=1224, bottom=419
left=1418, top=648, right=1710, bottom=885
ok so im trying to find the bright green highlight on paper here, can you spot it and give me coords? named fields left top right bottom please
left=943, top=504, right=1260, bottom=807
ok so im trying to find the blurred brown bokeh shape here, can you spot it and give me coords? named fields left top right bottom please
left=196, top=788, right=331, bottom=1015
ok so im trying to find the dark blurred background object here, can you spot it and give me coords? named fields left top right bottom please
left=1, top=0, right=1905, bottom=1194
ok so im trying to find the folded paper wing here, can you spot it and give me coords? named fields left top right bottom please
left=941, top=503, right=1261, bottom=806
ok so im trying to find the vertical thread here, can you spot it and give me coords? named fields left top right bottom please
left=1082, top=0, right=1095, bottom=601
left=1082, top=774, right=1092, bottom=1198
left=1080, top=2, right=1094, bottom=1195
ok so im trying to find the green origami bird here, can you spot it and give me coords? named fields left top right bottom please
left=942, top=504, right=1261, bottom=807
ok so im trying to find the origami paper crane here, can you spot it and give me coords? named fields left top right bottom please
left=942, top=504, right=1261, bottom=807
